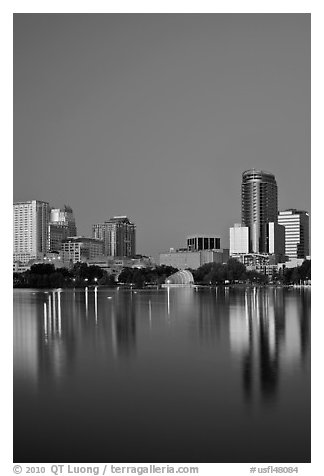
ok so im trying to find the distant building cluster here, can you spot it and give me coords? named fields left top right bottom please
left=13, top=168, right=310, bottom=277
left=228, top=169, right=310, bottom=274
left=159, top=168, right=310, bottom=274
left=13, top=201, right=140, bottom=273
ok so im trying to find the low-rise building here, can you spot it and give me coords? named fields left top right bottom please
left=62, top=237, right=104, bottom=264
left=187, top=235, right=220, bottom=251
left=233, top=253, right=278, bottom=275
left=86, top=254, right=155, bottom=278
left=159, top=249, right=229, bottom=270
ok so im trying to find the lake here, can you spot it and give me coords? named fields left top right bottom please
left=13, top=286, right=310, bottom=463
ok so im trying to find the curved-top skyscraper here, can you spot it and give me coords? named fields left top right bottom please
left=241, top=169, right=278, bottom=253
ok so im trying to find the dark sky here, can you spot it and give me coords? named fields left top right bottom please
left=13, top=13, right=310, bottom=259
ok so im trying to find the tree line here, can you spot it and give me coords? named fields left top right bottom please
left=13, top=263, right=178, bottom=289
left=13, top=262, right=115, bottom=288
left=191, top=258, right=311, bottom=285
left=13, top=259, right=311, bottom=289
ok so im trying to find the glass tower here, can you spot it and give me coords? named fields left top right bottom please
left=241, top=169, right=278, bottom=253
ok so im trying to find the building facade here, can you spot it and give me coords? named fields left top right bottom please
left=50, top=205, right=77, bottom=237
left=93, top=216, right=136, bottom=257
left=267, top=222, right=285, bottom=261
left=187, top=235, right=220, bottom=251
left=241, top=169, right=278, bottom=253
left=62, top=237, right=104, bottom=264
left=160, top=249, right=229, bottom=270
left=92, top=223, right=109, bottom=254
left=13, top=200, right=50, bottom=263
left=230, top=224, right=249, bottom=255
left=48, top=223, right=69, bottom=252
left=278, top=209, right=310, bottom=259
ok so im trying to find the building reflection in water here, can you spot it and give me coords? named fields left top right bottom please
left=38, top=288, right=138, bottom=381
left=111, top=291, right=136, bottom=359
left=38, top=289, right=72, bottom=386
left=14, top=286, right=310, bottom=401
left=228, top=287, right=310, bottom=404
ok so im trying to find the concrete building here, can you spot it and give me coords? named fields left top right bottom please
left=234, top=253, right=278, bottom=276
left=13, top=200, right=50, bottom=263
left=92, top=216, right=136, bottom=257
left=277, top=258, right=307, bottom=270
left=241, top=169, right=278, bottom=253
left=48, top=223, right=69, bottom=252
left=230, top=224, right=249, bottom=255
left=92, top=223, right=107, bottom=252
left=159, top=249, right=229, bottom=270
left=62, top=237, right=104, bottom=264
left=278, top=209, right=310, bottom=259
left=50, top=205, right=77, bottom=237
left=230, top=222, right=285, bottom=263
left=86, top=255, right=154, bottom=279
left=187, top=235, right=220, bottom=251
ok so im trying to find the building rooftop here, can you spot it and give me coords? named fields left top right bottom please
left=106, top=216, right=134, bottom=224
left=62, top=236, right=103, bottom=243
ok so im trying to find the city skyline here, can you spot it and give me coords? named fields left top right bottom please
left=13, top=14, right=310, bottom=259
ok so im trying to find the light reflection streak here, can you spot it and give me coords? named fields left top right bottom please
left=48, top=294, right=52, bottom=332
left=111, top=304, right=117, bottom=359
left=94, top=287, right=98, bottom=323
left=57, top=290, right=62, bottom=336
left=167, top=287, right=170, bottom=316
left=149, top=299, right=152, bottom=328
left=44, top=302, right=48, bottom=342
left=85, top=287, right=88, bottom=317
left=52, top=292, right=56, bottom=333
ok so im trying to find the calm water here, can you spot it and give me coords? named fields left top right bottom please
left=13, top=286, right=310, bottom=463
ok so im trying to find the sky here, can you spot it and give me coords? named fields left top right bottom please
left=13, top=13, right=310, bottom=259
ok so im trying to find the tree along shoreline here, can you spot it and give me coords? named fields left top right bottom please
left=13, top=259, right=311, bottom=290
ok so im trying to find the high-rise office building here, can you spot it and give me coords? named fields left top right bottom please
left=13, top=200, right=50, bottom=263
left=49, top=205, right=77, bottom=253
left=278, top=209, right=310, bottom=259
left=93, top=216, right=136, bottom=257
left=48, top=223, right=69, bottom=252
left=106, top=216, right=136, bottom=257
left=92, top=223, right=107, bottom=253
left=241, top=169, right=278, bottom=253
left=50, top=205, right=77, bottom=237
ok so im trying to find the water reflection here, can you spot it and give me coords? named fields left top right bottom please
left=14, top=287, right=310, bottom=463
left=111, top=291, right=136, bottom=358
left=14, top=287, right=310, bottom=393
left=227, top=287, right=310, bottom=403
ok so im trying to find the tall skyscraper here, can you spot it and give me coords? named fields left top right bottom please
left=241, top=169, right=278, bottom=253
left=106, top=216, right=136, bottom=257
left=48, top=205, right=77, bottom=253
left=50, top=205, right=77, bottom=237
left=278, top=209, right=310, bottom=259
left=92, top=216, right=136, bottom=257
left=13, top=200, right=50, bottom=263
